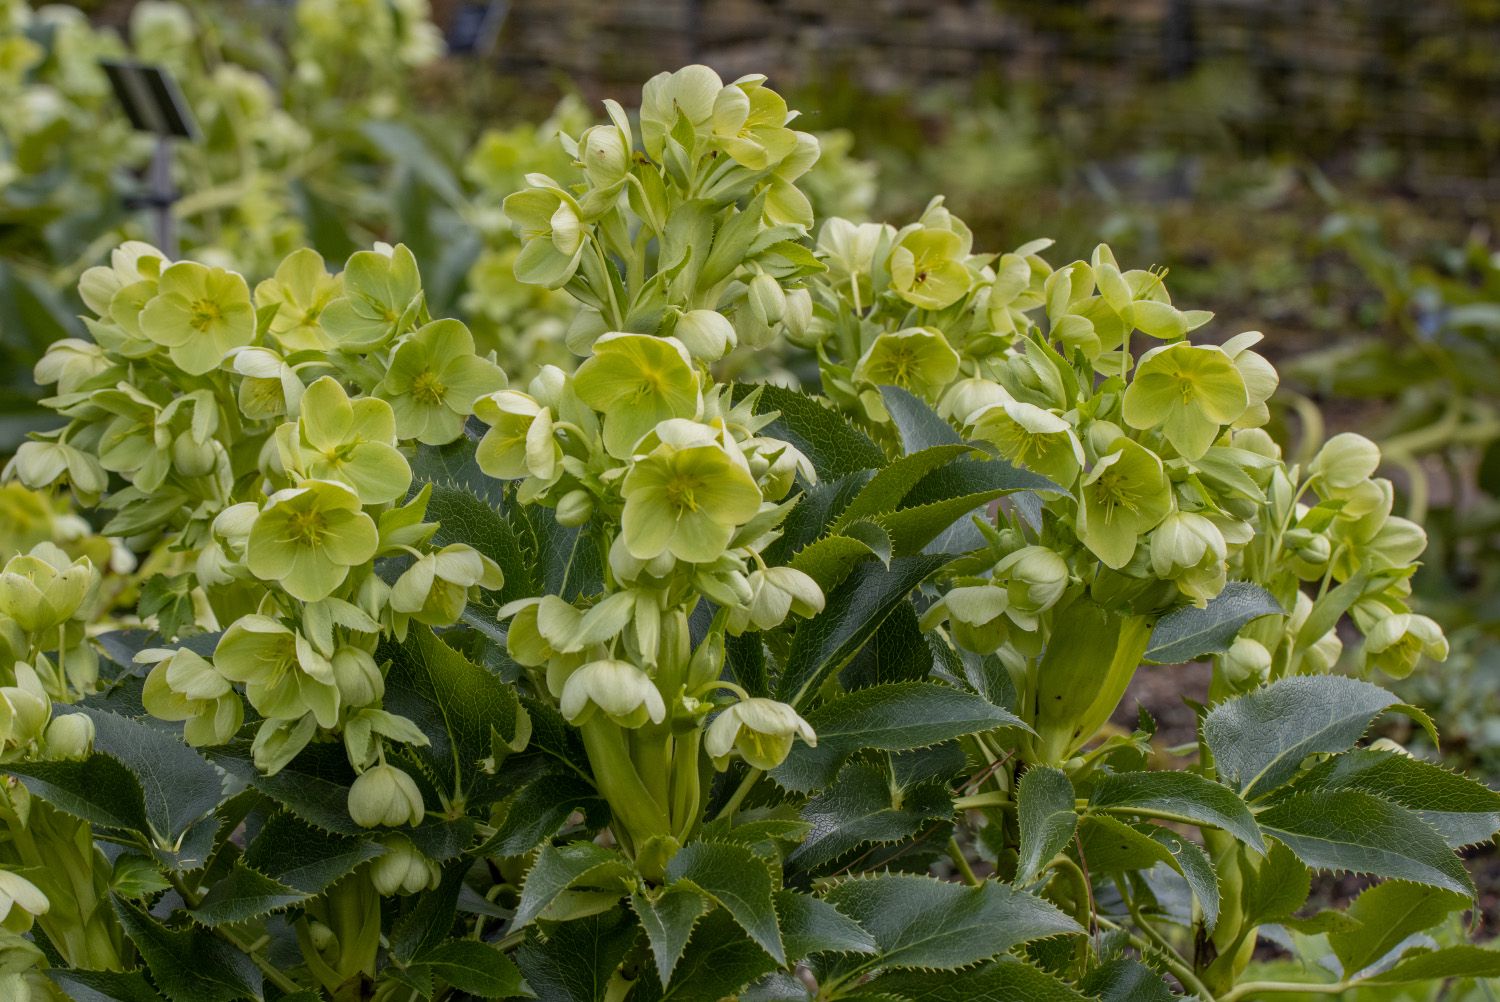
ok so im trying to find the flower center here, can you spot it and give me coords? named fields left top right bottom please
left=288, top=508, right=328, bottom=546
left=411, top=370, right=446, bottom=406
left=189, top=299, right=223, bottom=333
left=664, top=475, right=701, bottom=513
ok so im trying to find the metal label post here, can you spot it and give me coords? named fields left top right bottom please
left=99, top=60, right=201, bottom=258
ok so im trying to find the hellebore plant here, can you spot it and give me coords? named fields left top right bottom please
left=0, top=66, right=1493, bottom=1002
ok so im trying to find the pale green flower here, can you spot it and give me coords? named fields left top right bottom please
left=474, top=390, right=561, bottom=482
left=1310, top=433, right=1381, bottom=491
left=0, top=544, right=92, bottom=633
left=140, top=647, right=244, bottom=746
left=576, top=99, right=633, bottom=188
left=254, top=247, right=341, bottom=352
left=370, top=835, right=439, bottom=895
left=246, top=480, right=378, bottom=602
left=970, top=401, right=1085, bottom=488
left=573, top=334, right=700, bottom=458
left=289, top=377, right=411, bottom=505
left=854, top=327, right=960, bottom=399
left=348, top=763, right=426, bottom=828
left=376, top=319, right=504, bottom=445
left=0, top=870, right=48, bottom=933
left=214, top=615, right=340, bottom=727
left=726, top=566, right=824, bottom=635
left=704, top=698, right=815, bottom=771
left=42, top=713, right=94, bottom=760
left=1221, top=637, right=1272, bottom=686
left=559, top=659, right=665, bottom=729
left=390, top=544, right=503, bottom=626
left=1150, top=512, right=1228, bottom=606
left=1078, top=438, right=1174, bottom=569
left=138, top=261, right=255, bottom=375
left=320, top=245, right=422, bottom=349
left=1363, top=613, right=1448, bottom=680
left=992, top=546, right=1069, bottom=626
left=1122, top=343, right=1248, bottom=460
left=711, top=77, right=798, bottom=170
left=621, top=440, right=762, bottom=563
left=78, top=241, right=167, bottom=318
left=919, top=584, right=1010, bottom=653
left=503, top=184, right=587, bottom=289
left=640, top=64, right=723, bottom=158
left=889, top=228, right=971, bottom=310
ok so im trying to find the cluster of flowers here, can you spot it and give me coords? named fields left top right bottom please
left=796, top=204, right=1445, bottom=720
left=10, top=239, right=509, bottom=859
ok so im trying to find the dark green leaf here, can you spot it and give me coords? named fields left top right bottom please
left=835, top=445, right=975, bottom=527
left=242, top=811, right=381, bottom=894
left=1258, top=790, right=1474, bottom=896
left=5, top=754, right=149, bottom=833
left=1239, top=840, right=1311, bottom=926
left=1289, top=749, right=1500, bottom=848
left=514, top=841, right=631, bottom=929
left=786, top=761, right=953, bottom=873
left=1328, top=881, right=1471, bottom=975
left=47, top=969, right=167, bottom=1002
left=789, top=528, right=890, bottom=593
left=837, top=604, right=932, bottom=692
left=1015, top=766, right=1077, bottom=885
left=1144, top=582, right=1282, bottom=665
left=191, top=861, right=305, bottom=926
left=113, top=899, right=259, bottom=1002
left=739, top=383, right=886, bottom=479
left=632, top=910, right=781, bottom=1002
left=1089, top=770, right=1264, bottom=850
left=1203, top=675, right=1405, bottom=798
left=392, top=864, right=466, bottom=964
left=870, top=960, right=1090, bottom=1001
left=416, top=939, right=528, bottom=998
left=1362, top=945, right=1500, bottom=985
left=776, top=555, right=949, bottom=708
left=209, top=740, right=360, bottom=835
left=632, top=885, right=711, bottom=987
left=419, top=477, right=533, bottom=605
left=1074, top=816, right=1177, bottom=873
left=515, top=908, right=637, bottom=1002
left=1151, top=829, right=1221, bottom=934
left=479, top=770, right=607, bottom=857
left=776, top=890, right=877, bottom=960
left=879, top=385, right=961, bottom=452
left=667, top=840, right=784, bottom=964
left=1077, top=957, right=1177, bottom=1002
left=823, top=874, right=1080, bottom=972
left=80, top=707, right=225, bottom=840
left=774, top=681, right=1027, bottom=792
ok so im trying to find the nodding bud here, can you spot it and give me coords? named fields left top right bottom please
left=747, top=273, right=786, bottom=327
left=1221, top=637, right=1272, bottom=685
left=172, top=434, right=218, bottom=478
left=42, top=713, right=94, bottom=760
left=673, top=310, right=737, bottom=361
left=1310, top=433, right=1380, bottom=490
left=554, top=489, right=594, bottom=527
left=369, top=836, right=440, bottom=896
left=687, top=631, right=725, bottom=690
left=782, top=288, right=812, bottom=339
left=347, top=764, right=426, bottom=828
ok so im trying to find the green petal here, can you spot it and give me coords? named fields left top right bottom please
left=301, top=377, right=355, bottom=451
left=621, top=491, right=677, bottom=560
left=320, top=510, right=379, bottom=566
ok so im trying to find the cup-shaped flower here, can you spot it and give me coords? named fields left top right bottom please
left=0, top=664, right=51, bottom=750
left=971, top=401, right=1085, bottom=488
left=348, top=763, right=426, bottom=828
left=640, top=64, right=722, bottom=158
left=376, top=319, right=504, bottom=445
left=1310, top=432, right=1381, bottom=491
left=0, top=870, right=48, bottom=933
left=78, top=241, right=166, bottom=318
left=621, top=439, right=762, bottom=564
left=292, top=377, right=411, bottom=504
left=474, top=390, right=561, bottom=483
left=1150, top=511, right=1228, bottom=606
left=711, top=78, right=798, bottom=170
left=138, top=261, right=255, bottom=375
left=573, top=334, right=700, bottom=458
left=889, top=228, right=971, bottom=310
left=672, top=310, right=737, bottom=361
left=727, top=566, right=825, bottom=634
left=391, top=544, right=504, bottom=626
left=253, top=247, right=340, bottom=352
left=503, top=184, right=587, bottom=289
left=705, top=697, right=815, bottom=771
left=560, top=658, right=666, bottom=729
left=1078, top=438, right=1174, bottom=569
left=34, top=338, right=113, bottom=397
left=246, top=480, right=379, bottom=602
left=0, top=544, right=93, bottom=633
left=1221, top=636, right=1272, bottom=686
left=1122, top=343, right=1248, bottom=460
left=853, top=327, right=960, bottom=400
left=320, top=245, right=422, bottom=349
left=1363, top=613, right=1448, bottom=679
left=141, top=647, right=244, bottom=746
left=214, top=615, right=340, bottom=728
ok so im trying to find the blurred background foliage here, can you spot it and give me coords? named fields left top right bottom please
left=3, top=0, right=1499, bottom=972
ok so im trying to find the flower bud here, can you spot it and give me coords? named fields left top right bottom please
left=42, top=713, right=94, bottom=760
left=781, top=288, right=812, bottom=340
left=555, top=489, right=594, bottom=527
left=994, top=546, right=1069, bottom=620
left=348, top=764, right=426, bottom=828
left=171, top=433, right=218, bottom=478
left=332, top=647, right=384, bottom=708
left=369, top=836, right=440, bottom=896
left=1301, top=628, right=1344, bottom=674
left=1221, top=637, right=1272, bottom=685
left=578, top=123, right=630, bottom=188
left=747, top=273, right=785, bottom=327
left=1310, top=433, right=1380, bottom=490
left=0, top=545, right=93, bottom=633
left=1363, top=613, right=1447, bottom=679
left=673, top=310, right=736, bottom=361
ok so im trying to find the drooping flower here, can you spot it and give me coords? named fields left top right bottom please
left=1362, top=613, right=1448, bottom=680
left=288, top=377, right=411, bottom=504
left=503, top=183, right=587, bottom=289
left=253, top=247, right=341, bottom=352
left=1077, top=438, right=1174, bottom=569
left=1122, top=342, right=1248, bottom=460
left=970, top=400, right=1085, bottom=488
left=711, top=77, right=798, bottom=170
left=559, top=659, right=666, bottom=729
left=245, top=480, right=379, bottom=601
left=621, top=439, right=762, bottom=563
left=138, top=261, right=255, bottom=375
left=0, top=870, right=48, bottom=933
left=853, top=327, right=961, bottom=399
left=726, top=566, right=825, bottom=634
left=1310, top=432, right=1381, bottom=491
left=704, top=698, right=816, bottom=771
left=376, top=319, right=504, bottom=445
left=348, top=763, right=426, bottom=828
left=139, top=647, right=244, bottom=747
left=573, top=334, right=700, bottom=458
left=1150, top=511, right=1229, bottom=606
left=639, top=64, right=723, bottom=158
left=0, top=543, right=93, bottom=633
left=213, top=615, right=340, bottom=727
left=474, top=390, right=561, bottom=483
left=369, top=835, right=439, bottom=895
left=390, top=544, right=504, bottom=626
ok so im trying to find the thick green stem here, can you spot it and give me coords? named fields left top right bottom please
left=580, top=717, right=671, bottom=849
